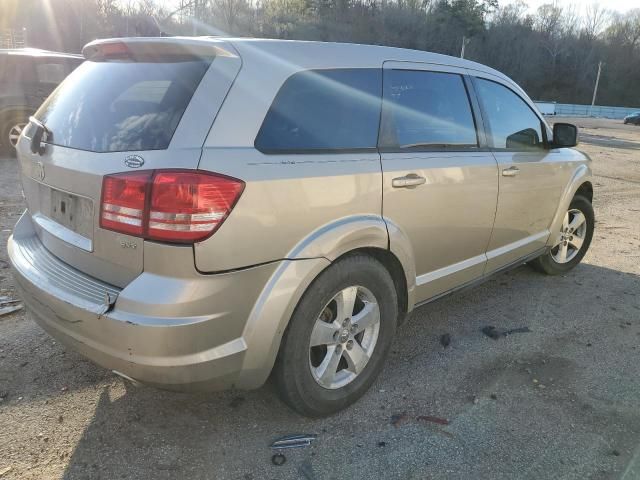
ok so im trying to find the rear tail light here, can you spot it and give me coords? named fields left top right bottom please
left=100, top=172, right=150, bottom=236
left=100, top=170, right=244, bottom=243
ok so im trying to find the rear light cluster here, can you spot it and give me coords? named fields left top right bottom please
left=100, top=170, right=244, bottom=243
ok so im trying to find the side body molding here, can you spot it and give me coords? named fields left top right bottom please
left=546, top=163, right=593, bottom=247
left=235, top=214, right=417, bottom=389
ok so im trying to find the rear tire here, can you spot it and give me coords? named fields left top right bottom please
left=273, top=254, right=398, bottom=417
left=530, top=194, right=594, bottom=275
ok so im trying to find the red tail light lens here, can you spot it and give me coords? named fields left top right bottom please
left=100, top=172, right=151, bottom=236
left=148, top=171, right=244, bottom=242
left=100, top=170, right=244, bottom=243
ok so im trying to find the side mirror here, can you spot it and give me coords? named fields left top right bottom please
left=552, top=123, right=578, bottom=147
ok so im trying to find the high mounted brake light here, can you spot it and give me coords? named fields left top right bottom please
left=100, top=170, right=244, bottom=244
left=85, top=42, right=131, bottom=61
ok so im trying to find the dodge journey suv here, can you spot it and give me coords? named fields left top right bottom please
left=8, top=37, right=594, bottom=417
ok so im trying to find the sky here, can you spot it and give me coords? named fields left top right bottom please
left=157, top=0, right=640, bottom=12
left=501, top=0, right=640, bottom=14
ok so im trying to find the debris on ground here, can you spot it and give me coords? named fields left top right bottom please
left=440, top=333, right=451, bottom=348
left=482, top=325, right=531, bottom=340
left=271, top=453, right=286, bottom=466
left=271, top=433, right=317, bottom=450
left=390, top=412, right=409, bottom=427
left=298, top=460, right=317, bottom=479
left=377, top=441, right=386, bottom=447
left=0, top=304, right=23, bottom=317
left=416, top=415, right=450, bottom=426
left=392, top=413, right=451, bottom=428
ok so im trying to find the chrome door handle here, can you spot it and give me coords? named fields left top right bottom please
left=502, top=166, right=520, bottom=177
left=392, top=174, right=426, bottom=188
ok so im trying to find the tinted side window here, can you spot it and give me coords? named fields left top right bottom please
left=475, top=78, right=544, bottom=150
left=380, top=70, right=478, bottom=149
left=255, top=69, right=382, bottom=152
left=0, top=56, right=35, bottom=83
left=35, top=61, right=68, bottom=85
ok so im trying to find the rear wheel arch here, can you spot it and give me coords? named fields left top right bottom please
left=575, top=181, right=593, bottom=203
left=338, top=247, right=409, bottom=324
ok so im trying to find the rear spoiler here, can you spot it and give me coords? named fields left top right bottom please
left=82, top=37, right=239, bottom=62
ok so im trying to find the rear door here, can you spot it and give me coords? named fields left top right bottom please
left=380, top=62, right=499, bottom=302
left=17, top=41, right=241, bottom=287
left=472, top=75, right=572, bottom=273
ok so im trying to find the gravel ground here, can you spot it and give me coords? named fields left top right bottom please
left=0, top=118, right=639, bottom=480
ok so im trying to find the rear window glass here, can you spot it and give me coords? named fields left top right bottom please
left=255, top=68, right=382, bottom=152
left=35, top=59, right=211, bottom=153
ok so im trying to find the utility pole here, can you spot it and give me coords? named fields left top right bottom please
left=460, top=36, right=468, bottom=59
left=589, top=61, right=603, bottom=117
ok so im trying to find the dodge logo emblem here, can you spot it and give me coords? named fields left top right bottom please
left=124, top=155, right=145, bottom=168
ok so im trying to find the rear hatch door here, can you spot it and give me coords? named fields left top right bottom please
left=16, top=38, right=241, bottom=287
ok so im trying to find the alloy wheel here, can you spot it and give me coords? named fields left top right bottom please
left=309, top=285, right=380, bottom=389
left=8, top=123, right=27, bottom=148
left=551, top=208, right=587, bottom=264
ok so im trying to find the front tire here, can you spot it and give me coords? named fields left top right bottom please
left=273, top=254, right=398, bottom=417
left=530, top=194, right=594, bottom=275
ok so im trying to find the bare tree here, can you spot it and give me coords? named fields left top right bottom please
left=583, top=3, right=610, bottom=40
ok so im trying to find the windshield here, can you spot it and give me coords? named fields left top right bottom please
left=35, top=59, right=211, bottom=153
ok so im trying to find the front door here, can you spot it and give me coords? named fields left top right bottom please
left=380, top=62, right=499, bottom=303
left=472, top=75, right=572, bottom=273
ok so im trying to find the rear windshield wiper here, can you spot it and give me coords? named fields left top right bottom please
left=29, top=116, right=52, bottom=155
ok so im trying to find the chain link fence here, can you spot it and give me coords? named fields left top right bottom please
left=1, top=28, right=26, bottom=49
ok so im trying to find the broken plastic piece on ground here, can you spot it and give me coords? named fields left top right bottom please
left=440, top=333, right=451, bottom=348
left=482, top=325, right=531, bottom=340
left=416, top=415, right=450, bottom=425
left=271, top=453, right=286, bottom=466
left=271, top=433, right=317, bottom=450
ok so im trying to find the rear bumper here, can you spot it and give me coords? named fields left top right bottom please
left=8, top=212, right=281, bottom=391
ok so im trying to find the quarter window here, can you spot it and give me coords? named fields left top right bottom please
left=475, top=78, right=544, bottom=150
left=255, top=69, right=382, bottom=152
left=380, top=70, right=478, bottom=149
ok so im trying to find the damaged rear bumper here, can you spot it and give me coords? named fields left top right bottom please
left=7, top=212, right=280, bottom=391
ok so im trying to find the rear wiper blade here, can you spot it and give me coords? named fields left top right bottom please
left=29, top=116, right=52, bottom=155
